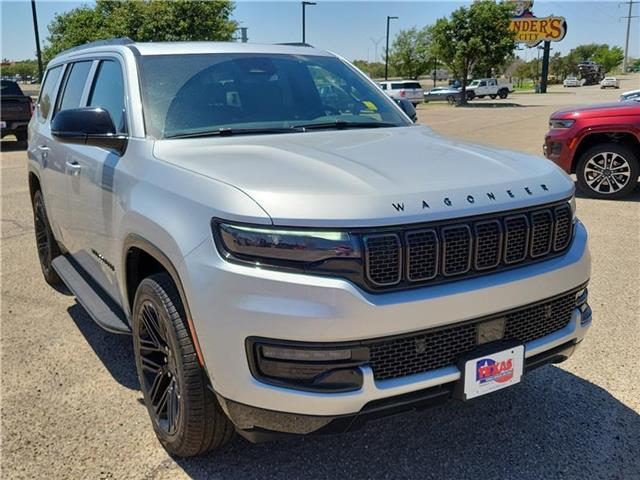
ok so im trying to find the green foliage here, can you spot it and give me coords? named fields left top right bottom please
left=44, top=0, right=237, bottom=62
left=569, top=44, right=601, bottom=62
left=352, top=60, right=390, bottom=79
left=2, top=60, right=39, bottom=79
left=430, top=0, right=515, bottom=103
left=593, top=45, right=624, bottom=73
left=388, top=27, right=433, bottom=80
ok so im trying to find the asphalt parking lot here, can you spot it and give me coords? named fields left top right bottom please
left=1, top=78, right=639, bottom=479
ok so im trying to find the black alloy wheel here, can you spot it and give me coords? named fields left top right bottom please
left=32, top=190, right=61, bottom=285
left=132, top=273, right=234, bottom=456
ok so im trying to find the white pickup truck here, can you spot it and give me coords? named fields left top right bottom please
left=466, top=78, right=513, bottom=100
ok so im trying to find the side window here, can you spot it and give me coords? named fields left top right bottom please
left=56, top=61, right=93, bottom=114
left=88, top=60, right=126, bottom=133
left=37, top=66, right=63, bottom=121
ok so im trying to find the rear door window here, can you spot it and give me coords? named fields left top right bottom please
left=88, top=60, right=126, bottom=133
left=37, top=66, right=63, bottom=122
left=403, top=82, right=422, bottom=89
left=56, top=61, right=93, bottom=114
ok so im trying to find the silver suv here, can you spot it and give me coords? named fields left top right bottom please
left=28, top=39, right=592, bottom=457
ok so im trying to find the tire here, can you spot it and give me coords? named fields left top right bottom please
left=16, top=130, right=27, bottom=142
left=466, top=91, right=475, bottom=101
left=489, top=94, right=497, bottom=99
left=498, top=89, right=508, bottom=99
left=446, top=95, right=455, bottom=104
left=576, top=143, right=639, bottom=199
left=133, top=273, right=234, bottom=457
left=478, top=95, right=485, bottom=99
left=32, top=190, right=62, bottom=286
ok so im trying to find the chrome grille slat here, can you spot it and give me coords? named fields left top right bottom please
left=363, top=202, right=574, bottom=289
left=364, top=234, right=401, bottom=286
left=503, top=215, right=530, bottom=264
left=530, top=210, right=553, bottom=257
left=406, top=229, right=438, bottom=281
left=442, top=225, right=472, bottom=276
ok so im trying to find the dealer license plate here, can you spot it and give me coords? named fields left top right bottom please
left=462, top=345, right=524, bottom=400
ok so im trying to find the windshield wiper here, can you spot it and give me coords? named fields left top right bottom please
left=295, top=120, right=400, bottom=130
left=165, top=126, right=304, bottom=139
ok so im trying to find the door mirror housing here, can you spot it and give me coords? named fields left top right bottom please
left=394, top=98, right=417, bottom=123
left=51, top=107, right=127, bottom=154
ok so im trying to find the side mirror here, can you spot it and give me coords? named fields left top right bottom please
left=51, top=107, right=127, bottom=154
left=394, top=98, right=417, bottom=123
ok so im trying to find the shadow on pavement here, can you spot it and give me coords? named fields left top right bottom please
left=455, top=102, right=525, bottom=108
left=67, top=303, right=139, bottom=390
left=172, top=366, right=639, bottom=479
left=0, top=139, right=27, bottom=152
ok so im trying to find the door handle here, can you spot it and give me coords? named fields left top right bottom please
left=65, top=160, right=82, bottom=176
left=37, top=144, right=50, bottom=160
left=37, top=145, right=50, bottom=152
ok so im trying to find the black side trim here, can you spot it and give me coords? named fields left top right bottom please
left=52, top=254, right=130, bottom=334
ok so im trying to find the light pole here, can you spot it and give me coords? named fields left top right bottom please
left=302, top=1, right=316, bottom=44
left=384, top=16, right=398, bottom=80
left=30, top=0, right=43, bottom=82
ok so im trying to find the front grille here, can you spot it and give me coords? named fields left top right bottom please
left=363, top=201, right=573, bottom=290
left=366, top=288, right=578, bottom=381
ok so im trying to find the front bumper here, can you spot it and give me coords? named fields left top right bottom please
left=180, top=221, right=591, bottom=423
left=219, top=337, right=584, bottom=442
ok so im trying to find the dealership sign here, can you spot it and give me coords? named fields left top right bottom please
left=508, top=0, right=567, bottom=46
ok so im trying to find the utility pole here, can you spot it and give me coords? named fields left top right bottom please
left=302, top=1, right=316, bottom=44
left=621, top=1, right=638, bottom=72
left=370, top=37, right=383, bottom=63
left=30, top=0, right=43, bottom=82
left=385, top=16, right=398, bottom=81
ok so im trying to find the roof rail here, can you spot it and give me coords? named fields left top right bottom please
left=276, top=42, right=314, bottom=48
left=57, top=37, right=134, bottom=57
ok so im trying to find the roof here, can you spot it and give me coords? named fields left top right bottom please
left=52, top=38, right=331, bottom=63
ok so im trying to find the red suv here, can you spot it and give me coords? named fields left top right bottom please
left=544, top=100, right=640, bottom=199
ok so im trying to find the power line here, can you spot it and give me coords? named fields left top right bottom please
left=620, top=0, right=638, bottom=72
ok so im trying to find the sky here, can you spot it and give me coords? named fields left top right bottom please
left=1, top=0, right=638, bottom=62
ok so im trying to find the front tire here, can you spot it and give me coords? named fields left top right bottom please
left=16, top=130, right=27, bottom=142
left=32, top=190, right=62, bottom=286
left=576, top=143, right=638, bottom=199
left=489, top=94, right=497, bottom=99
left=133, top=273, right=234, bottom=457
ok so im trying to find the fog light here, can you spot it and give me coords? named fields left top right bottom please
left=248, top=339, right=368, bottom=392
left=575, top=288, right=588, bottom=306
left=261, top=345, right=352, bottom=362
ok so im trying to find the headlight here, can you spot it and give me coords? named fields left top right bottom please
left=213, top=222, right=361, bottom=264
left=549, top=119, right=575, bottom=129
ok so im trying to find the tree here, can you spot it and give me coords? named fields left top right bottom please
left=430, top=0, right=515, bottom=104
left=2, top=60, right=38, bottom=79
left=44, top=0, right=236, bottom=62
left=388, top=27, right=433, bottom=80
left=593, top=45, right=624, bottom=73
left=352, top=60, right=389, bottom=79
left=570, top=44, right=602, bottom=62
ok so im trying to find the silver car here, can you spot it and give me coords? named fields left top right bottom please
left=28, top=39, right=592, bottom=457
left=379, top=80, right=424, bottom=106
left=424, top=86, right=462, bottom=103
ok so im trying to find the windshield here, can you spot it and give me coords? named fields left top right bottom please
left=469, top=80, right=479, bottom=87
left=138, top=53, right=410, bottom=139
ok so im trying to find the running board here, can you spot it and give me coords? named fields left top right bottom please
left=52, top=255, right=131, bottom=334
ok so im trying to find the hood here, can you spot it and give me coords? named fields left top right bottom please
left=551, top=101, right=640, bottom=120
left=153, top=126, right=574, bottom=227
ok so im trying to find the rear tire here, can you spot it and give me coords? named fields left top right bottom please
left=498, top=89, right=508, bottom=99
left=478, top=95, right=485, bottom=99
left=32, top=190, right=62, bottom=286
left=133, top=273, right=234, bottom=457
left=576, top=143, right=638, bottom=199
left=16, top=131, right=27, bottom=142
left=489, top=94, right=497, bottom=99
